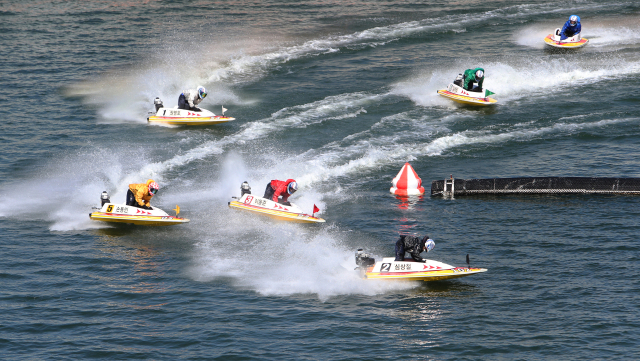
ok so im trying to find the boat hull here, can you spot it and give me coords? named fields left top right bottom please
left=544, top=34, right=588, bottom=48
left=228, top=194, right=325, bottom=223
left=437, top=83, right=497, bottom=106
left=363, top=257, right=487, bottom=281
left=89, top=203, right=189, bottom=226
left=147, top=107, right=234, bottom=126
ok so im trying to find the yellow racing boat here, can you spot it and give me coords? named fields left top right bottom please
left=89, top=191, right=189, bottom=226
left=147, top=97, right=235, bottom=126
left=228, top=182, right=325, bottom=224
left=544, top=30, right=588, bottom=49
left=355, top=249, right=487, bottom=282
left=437, top=83, right=497, bottom=106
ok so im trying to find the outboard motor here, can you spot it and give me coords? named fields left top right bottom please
left=453, top=73, right=463, bottom=87
left=100, top=191, right=110, bottom=206
left=154, top=97, right=163, bottom=112
left=355, top=249, right=375, bottom=270
left=240, top=181, right=251, bottom=196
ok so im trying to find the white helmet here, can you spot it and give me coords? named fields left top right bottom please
left=425, top=239, right=435, bottom=252
left=475, top=70, right=484, bottom=80
left=287, top=181, right=298, bottom=195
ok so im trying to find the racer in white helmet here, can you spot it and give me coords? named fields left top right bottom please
left=453, top=67, right=484, bottom=92
left=178, top=85, right=207, bottom=111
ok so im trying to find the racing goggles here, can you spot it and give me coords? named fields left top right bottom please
left=199, top=90, right=207, bottom=98
left=149, top=188, right=158, bottom=195
left=570, top=20, right=576, bottom=25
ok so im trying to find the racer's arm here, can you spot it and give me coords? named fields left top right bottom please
left=560, top=21, right=569, bottom=36
left=135, top=191, right=146, bottom=207
left=411, top=252, right=425, bottom=262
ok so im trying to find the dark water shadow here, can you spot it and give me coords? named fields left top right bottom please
left=455, top=103, right=499, bottom=114
left=543, top=46, right=586, bottom=55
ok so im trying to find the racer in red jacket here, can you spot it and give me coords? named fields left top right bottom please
left=263, top=179, right=298, bottom=206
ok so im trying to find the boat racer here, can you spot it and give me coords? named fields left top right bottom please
left=394, top=235, right=435, bottom=262
left=178, top=86, right=207, bottom=111
left=263, top=179, right=297, bottom=206
left=126, top=179, right=159, bottom=210
left=559, top=15, right=581, bottom=40
left=453, top=68, right=484, bottom=92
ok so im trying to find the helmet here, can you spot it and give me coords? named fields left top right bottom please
left=424, top=238, right=435, bottom=252
left=197, top=86, right=207, bottom=99
left=569, top=15, right=578, bottom=26
left=287, top=181, right=298, bottom=195
left=148, top=181, right=159, bottom=195
left=475, top=70, right=484, bottom=80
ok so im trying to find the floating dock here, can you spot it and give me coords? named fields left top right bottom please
left=431, top=177, right=640, bottom=196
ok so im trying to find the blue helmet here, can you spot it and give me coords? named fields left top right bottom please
left=569, top=15, right=579, bottom=26
left=197, top=86, right=207, bottom=99
left=287, top=181, right=298, bottom=195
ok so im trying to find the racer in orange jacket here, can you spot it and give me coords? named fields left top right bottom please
left=126, top=179, right=159, bottom=209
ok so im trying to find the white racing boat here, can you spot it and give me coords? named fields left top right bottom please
left=147, top=97, right=235, bottom=126
left=437, top=82, right=497, bottom=106
left=544, top=29, right=588, bottom=49
left=228, top=182, right=325, bottom=224
left=355, top=249, right=487, bottom=282
left=89, top=191, right=189, bottom=226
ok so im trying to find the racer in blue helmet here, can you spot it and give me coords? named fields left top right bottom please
left=560, top=15, right=581, bottom=41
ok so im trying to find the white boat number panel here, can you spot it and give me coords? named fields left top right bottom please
left=106, top=205, right=130, bottom=213
left=169, top=110, right=181, bottom=116
left=244, top=196, right=267, bottom=207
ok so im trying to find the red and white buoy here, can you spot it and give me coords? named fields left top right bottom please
left=390, top=162, right=425, bottom=196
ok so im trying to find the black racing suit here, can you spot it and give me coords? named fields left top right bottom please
left=395, top=235, right=427, bottom=262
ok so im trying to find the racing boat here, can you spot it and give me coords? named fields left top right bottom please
left=355, top=249, right=487, bottom=282
left=147, top=97, right=235, bottom=126
left=437, top=82, right=497, bottom=106
left=544, top=29, right=588, bottom=49
left=228, top=182, right=325, bottom=224
left=89, top=191, right=189, bottom=226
